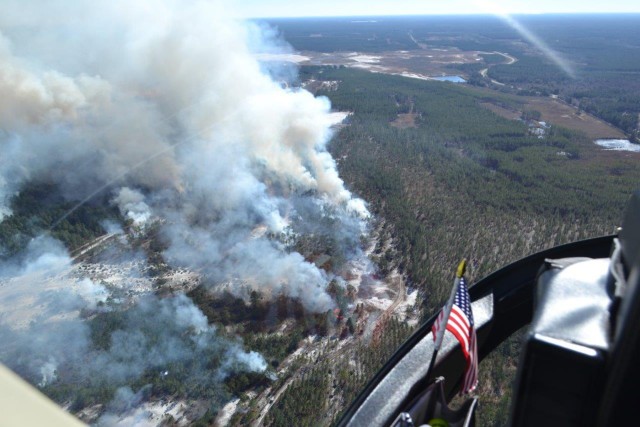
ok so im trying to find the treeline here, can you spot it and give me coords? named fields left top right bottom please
left=568, top=74, right=640, bottom=138
left=188, top=287, right=337, bottom=338
left=268, top=18, right=418, bottom=53
left=270, top=15, right=523, bottom=55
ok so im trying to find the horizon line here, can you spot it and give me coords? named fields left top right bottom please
left=245, top=11, right=640, bottom=20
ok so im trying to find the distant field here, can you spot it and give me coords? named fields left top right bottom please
left=479, top=97, right=626, bottom=139
left=525, top=97, right=626, bottom=139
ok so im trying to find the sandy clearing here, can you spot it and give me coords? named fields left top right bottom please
left=326, top=111, right=352, bottom=127
left=216, top=398, right=240, bottom=426
left=254, top=53, right=311, bottom=63
left=102, top=399, right=190, bottom=427
left=350, top=54, right=382, bottom=64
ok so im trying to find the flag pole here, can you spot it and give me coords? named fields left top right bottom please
left=426, top=259, right=467, bottom=382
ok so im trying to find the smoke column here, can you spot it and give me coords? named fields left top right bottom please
left=0, top=0, right=369, bottom=310
left=0, top=0, right=370, bottom=421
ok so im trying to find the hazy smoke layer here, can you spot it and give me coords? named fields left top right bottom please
left=0, top=0, right=369, bottom=311
left=0, top=236, right=266, bottom=408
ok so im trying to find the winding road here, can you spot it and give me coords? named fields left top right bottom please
left=479, top=51, right=518, bottom=86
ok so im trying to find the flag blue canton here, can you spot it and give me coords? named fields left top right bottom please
left=455, top=278, right=474, bottom=328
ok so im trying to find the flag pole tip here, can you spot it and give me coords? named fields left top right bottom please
left=456, top=259, right=467, bottom=278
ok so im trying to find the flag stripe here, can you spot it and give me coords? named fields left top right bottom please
left=450, top=306, right=471, bottom=328
left=446, top=319, right=470, bottom=353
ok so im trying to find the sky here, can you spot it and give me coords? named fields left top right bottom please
left=232, top=0, right=640, bottom=18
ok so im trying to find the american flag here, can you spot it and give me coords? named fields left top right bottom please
left=432, top=277, right=478, bottom=394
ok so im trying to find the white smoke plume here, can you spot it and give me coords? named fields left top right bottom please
left=0, top=0, right=371, bottom=421
left=0, top=236, right=267, bottom=406
left=0, top=0, right=368, bottom=311
left=113, top=187, right=152, bottom=228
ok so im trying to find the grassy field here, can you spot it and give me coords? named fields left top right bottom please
left=478, top=96, right=626, bottom=139
left=525, top=97, right=626, bottom=139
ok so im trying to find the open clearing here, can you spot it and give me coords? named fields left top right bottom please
left=525, top=97, right=626, bottom=139
left=390, top=113, right=419, bottom=129
left=260, top=49, right=482, bottom=80
left=479, top=96, right=626, bottom=140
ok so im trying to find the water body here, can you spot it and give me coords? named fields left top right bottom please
left=432, top=75, right=467, bottom=83
left=594, top=139, right=640, bottom=152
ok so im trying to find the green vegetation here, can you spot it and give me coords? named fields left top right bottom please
left=266, top=366, right=330, bottom=426
left=0, top=182, right=121, bottom=259
left=489, top=55, right=567, bottom=87
left=313, top=65, right=631, bottom=284
left=299, top=65, right=639, bottom=425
